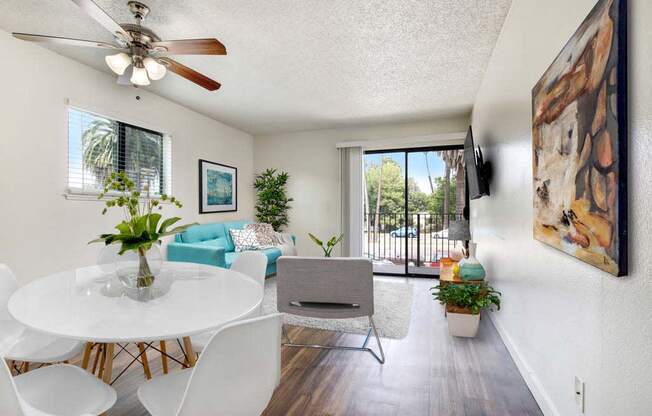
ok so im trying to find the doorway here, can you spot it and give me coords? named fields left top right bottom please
left=363, top=145, right=466, bottom=276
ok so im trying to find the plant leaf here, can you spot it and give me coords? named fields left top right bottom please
left=115, top=221, right=131, bottom=235
left=308, top=233, right=323, bottom=247
left=158, top=217, right=181, bottom=234
left=148, top=213, right=162, bottom=234
left=133, top=215, right=148, bottom=237
left=158, top=223, right=197, bottom=237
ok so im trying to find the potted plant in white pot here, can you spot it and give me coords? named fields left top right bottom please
left=430, top=283, right=501, bottom=337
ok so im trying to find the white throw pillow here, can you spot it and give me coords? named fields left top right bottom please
left=245, top=223, right=277, bottom=247
left=229, top=228, right=260, bottom=252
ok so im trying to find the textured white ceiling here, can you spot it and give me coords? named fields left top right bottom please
left=0, top=0, right=511, bottom=134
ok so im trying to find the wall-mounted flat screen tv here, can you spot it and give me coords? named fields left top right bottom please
left=464, top=126, right=490, bottom=199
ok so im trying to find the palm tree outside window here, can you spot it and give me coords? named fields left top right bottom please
left=68, top=108, right=171, bottom=196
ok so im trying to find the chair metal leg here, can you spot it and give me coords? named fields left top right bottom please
left=368, top=316, right=386, bottom=364
left=281, top=316, right=386, bottom=364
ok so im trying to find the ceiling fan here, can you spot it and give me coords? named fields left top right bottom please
left=12, top=0, right=225, bottom=91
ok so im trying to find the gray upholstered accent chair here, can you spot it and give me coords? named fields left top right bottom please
left=276, top=256, right=385, bottom=363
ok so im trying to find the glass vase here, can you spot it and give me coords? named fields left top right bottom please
left=458, top=242, right=486, bottom=281
left=115, top=245, right=163, bottom=289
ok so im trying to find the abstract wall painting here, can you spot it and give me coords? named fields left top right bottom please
left=199, top=159, right=237, bottom=213
left=531, top=0, right=627, bottom=276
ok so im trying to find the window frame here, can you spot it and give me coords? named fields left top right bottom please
left=65, top=105, right=172, bottom=200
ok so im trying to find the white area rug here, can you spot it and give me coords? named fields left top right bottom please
left=262, top=277, right=413, bottom=339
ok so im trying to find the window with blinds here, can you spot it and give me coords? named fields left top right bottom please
left=68, top=108, right=172, bottom=196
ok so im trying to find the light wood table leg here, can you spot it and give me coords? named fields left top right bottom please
left=102, top=343, right=115, bottom=384
left=138, top=343, right=152, bottom=379
left=81, top=342, right=93, bottom=370
left=91, top=344, right=102, bottom=375
left=182, top=336, right=196, bottom=367
left=159, top=341, right=169, bottom=374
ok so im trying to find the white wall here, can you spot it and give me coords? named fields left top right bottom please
left=0, top=30, right=254, bottom=283
left=254, top=115, right=469, bottom=256
left=471, top=1, right=652, bottom=415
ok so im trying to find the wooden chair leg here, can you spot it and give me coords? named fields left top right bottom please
left=102, top=343, right=115, bottom=384
left=159, top=341, right=169, bottom=374
left=138, top=343, right=152, bottom=379
left=97, top=344, right=107, bottom=379
left=81, top=342, right=93, bottom=370
left=92, top=344, right=103, bottom=376
left=22, top=362, right=29, bottom=373
left=182, top=336, right=197, bottom=367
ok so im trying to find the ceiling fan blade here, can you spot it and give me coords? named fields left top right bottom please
left=12, top=33, right=123, bottom=50
left=159, top=58, right=221, bottom=91
left=70, top=0, right=132, bottom=43
left=151, top=39, right=226, bottom=55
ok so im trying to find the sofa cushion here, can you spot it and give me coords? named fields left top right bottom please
left=195, top=238, right=227, bottom=249
left=245, top=223, right=277, bottom=247
left=229, top=229, right=260, bottom=252
left=221, top=220, right=253, bottom=252
left=179, top=223, right=226, bottom=244
left=224, top=247, right=283, bottom=268
left=261, top=247, right=283, bottom=264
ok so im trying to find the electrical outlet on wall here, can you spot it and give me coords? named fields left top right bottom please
left=575, top=376, right=585, bottom=413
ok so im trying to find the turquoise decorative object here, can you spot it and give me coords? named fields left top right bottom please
left=458, top=242, right=486, bottom=281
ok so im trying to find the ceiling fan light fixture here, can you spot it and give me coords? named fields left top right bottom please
left=105, top=52, right=132, bottom=75
left=131, top=65, right=150, bottom=86
left=14, top=1, right=224, bottom=91
left=143, top=57, right=166, bottom=80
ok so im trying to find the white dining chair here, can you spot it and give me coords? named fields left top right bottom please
left=0, top=264, right=84, bottom=370
left=1, top=358, right=117, bottom=416
left=191, top=251, right=267, bottom=353
left=138, top=313, right=282, bottom=416
left=231, top=251, right=268, bottom=287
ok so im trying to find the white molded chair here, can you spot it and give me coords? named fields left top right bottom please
left=138, top=313, right=282, bottom=416
left=1, top=359, right=117, bottom=415
left=0, top=264, right=84, bottom=367
left=230, top=251, right=268, bottom=288
left=191, top=251, right=268, bottom=353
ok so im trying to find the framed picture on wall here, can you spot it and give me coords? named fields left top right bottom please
left=531, top=0, right=627, bottom=276
left=199, top=159, right=237, bottom=213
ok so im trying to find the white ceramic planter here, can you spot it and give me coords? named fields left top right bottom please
left=447, top=311, right=480, bottom=337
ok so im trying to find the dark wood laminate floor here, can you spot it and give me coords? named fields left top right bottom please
left=87, top=277, right=541, bottom=416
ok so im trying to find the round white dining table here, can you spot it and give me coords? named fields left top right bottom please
left=8, top=261, right=264, bottom=382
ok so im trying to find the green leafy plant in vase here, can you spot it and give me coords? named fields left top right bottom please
left=308, top=233, right=344, bottom=257
left=90, top=172, right=196, bottom=288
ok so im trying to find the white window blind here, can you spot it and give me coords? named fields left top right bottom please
left=68, top=108, right=172, bottom=196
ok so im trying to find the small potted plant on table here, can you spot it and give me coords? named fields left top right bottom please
left=430, top=283, right=501, bottom=337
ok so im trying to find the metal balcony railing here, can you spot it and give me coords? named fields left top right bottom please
left=363, top=212, right=463, bottom=272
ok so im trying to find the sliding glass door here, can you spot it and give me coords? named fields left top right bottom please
left=363, top=146, right=466, bottom=276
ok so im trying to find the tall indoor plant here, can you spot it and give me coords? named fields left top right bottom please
left=90, top=172, right=195, bottom=288
left=431, top=283, right=501, bottom=337
left=253, top=168, right=293, bottom=231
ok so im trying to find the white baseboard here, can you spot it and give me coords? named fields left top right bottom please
left=488, top=314, right=561, bottom=416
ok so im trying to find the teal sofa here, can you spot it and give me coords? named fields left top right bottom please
left=167, top=220, right=293, bottom=276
